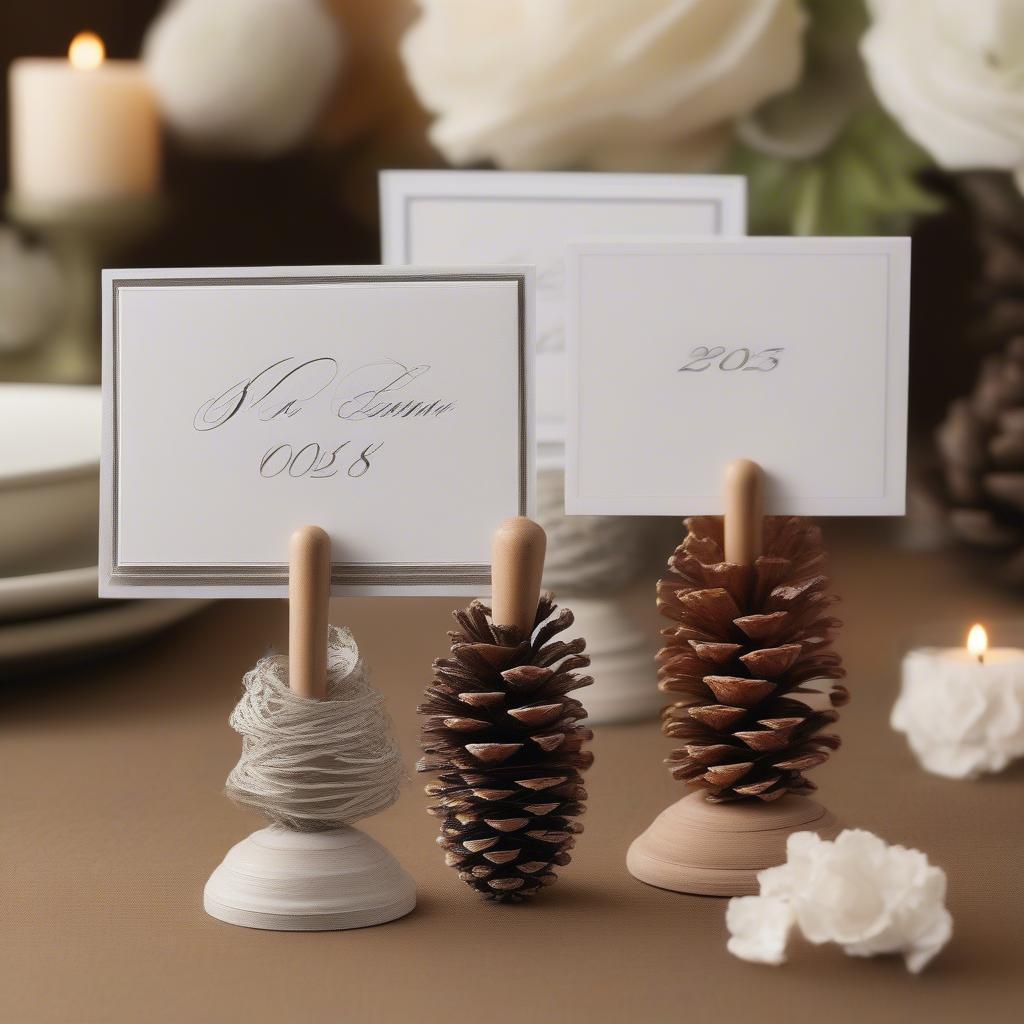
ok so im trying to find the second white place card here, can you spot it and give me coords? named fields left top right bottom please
left=380, top=170, right=745, bottom=464
left=565, top=238, right=910, bottom=517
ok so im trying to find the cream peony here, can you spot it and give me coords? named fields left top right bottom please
left=727, top=830, right=952, bottom=973
left=862, top=0, right=1024, bottom=188
left=401, top=0, right=807, bottom=171
left=143, top=0, right=344, bottom=156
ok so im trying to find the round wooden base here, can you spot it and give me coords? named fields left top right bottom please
left=627, top=791, right=840, bottom=897
left=204, top=825, right=416, bottom=931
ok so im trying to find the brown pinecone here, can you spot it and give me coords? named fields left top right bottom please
left=937, top=336, right=1024, bottom=584
left=961, top=173, right=1024, bottom=351
left=657, top=517, right=848, bottom=803
left=418, top=595, right=593, bottom=902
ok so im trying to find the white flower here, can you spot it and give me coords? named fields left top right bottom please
left=143, top=0, right=344, bottom=156
left=401, top=0, right=807, bottom=171
left=893, top=650, right=1024, bottom=779
left=726, top=895, right=793, bottom=966
left=862, top=0, right=1024, bottom=189
left=727, top=830, right=952, bottom=974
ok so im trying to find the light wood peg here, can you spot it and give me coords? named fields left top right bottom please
left=490, top=517, right=547, bottom=635
left=288, top=525, right=332, bottom=700
left=724, top=459, right=764, bottom=567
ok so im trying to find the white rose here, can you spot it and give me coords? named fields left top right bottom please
left=862, top=0, right=1024, bottom=188
left=401, top=0, right=807, bottom=171
left=727, top=830, right=952, bottom=973
left=143, top=0, right=344, bottom=156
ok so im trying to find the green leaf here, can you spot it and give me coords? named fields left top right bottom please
left=731, top=107, right=943, bottom=236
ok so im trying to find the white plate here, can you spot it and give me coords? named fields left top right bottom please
left=0, top=564, right=99, bottom=623
left=0, top=384, right=101, bottom=576
left=0, top=599, right=207, bottom=675
left=0, top=384, right=100, bottom=483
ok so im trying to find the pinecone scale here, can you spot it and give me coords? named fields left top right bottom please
left=419, top=596, right=593, bottom=902
left=962, top=173, right=1024, bottom=351
left=657, top=517, right=848, bottom=803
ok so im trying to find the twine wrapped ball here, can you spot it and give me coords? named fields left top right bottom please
left=226, top=626, right=403, bottom=831
left=143, top=0, right=344, bottom=156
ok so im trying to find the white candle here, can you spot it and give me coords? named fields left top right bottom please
left=8, top=31, right=161, bottom=205
left=893, top=624, right=1024, bottom=778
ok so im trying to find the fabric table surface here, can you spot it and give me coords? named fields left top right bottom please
left=3, top=521, right=1022, bottom=1023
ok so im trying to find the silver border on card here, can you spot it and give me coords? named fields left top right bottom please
left=108, top=271, right=530, bottom=589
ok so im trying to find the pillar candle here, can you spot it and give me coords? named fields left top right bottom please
left=8, top=32, right=161, bottom=205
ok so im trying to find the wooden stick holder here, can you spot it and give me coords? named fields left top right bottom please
left=626, top=460, right=840, bottom=897
left=491, top=516, right=546, bottom=633
left=204, top=526, right=416, bottom=931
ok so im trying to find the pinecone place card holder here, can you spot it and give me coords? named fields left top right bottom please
left=627, top=460, right=849, bottom=897
left=204, top=526, right=417, bottom=930
left=561, top=237, right=911, bottom=899
left=419, top=517, right=595, bottom=902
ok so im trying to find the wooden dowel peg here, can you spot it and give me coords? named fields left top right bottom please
left=288, top=525, right=332, bottom=700
left=491, top=517, right=547, bottom=635
left=724, top=459, right=764, bottom=567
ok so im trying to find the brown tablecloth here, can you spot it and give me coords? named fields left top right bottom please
left=3, top=522, right=1022, bottom=1023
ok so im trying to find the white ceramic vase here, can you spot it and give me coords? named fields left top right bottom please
left=536, top=469, right=659, bottom=725
left=563, top=596, right=662, bottom=725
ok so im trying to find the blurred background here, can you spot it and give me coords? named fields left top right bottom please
left=3, top=0, right=1023, bottom=677
left=0, top=0, right=428, bottom=281
left=0, top=0, right=990, bottom=414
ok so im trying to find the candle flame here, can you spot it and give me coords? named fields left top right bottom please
left=967, top=623, right=988, bottom=663
left=69, top=31, right=105, bottom=71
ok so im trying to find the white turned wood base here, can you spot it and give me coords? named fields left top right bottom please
left=627, top=791, right=840, bottom=897
left=204, top=825, right=416, bottom=931
left=569, top=596, right=661, bottom=725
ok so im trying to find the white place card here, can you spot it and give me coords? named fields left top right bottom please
left=100, top=266, right=534, bottom=597
left=380, top=170, right=745, bottom=467
left=565, top=238, right=910, bottom=517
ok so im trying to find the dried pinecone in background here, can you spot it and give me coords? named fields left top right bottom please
left=657, top=517, right=848, bottom=803
left=961, top=173, right=1024, bottom=352
left=937, top=337, right=1024, bottom=585
left=419, top=596, right=593, bottom=902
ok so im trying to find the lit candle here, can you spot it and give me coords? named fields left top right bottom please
left=893, top=624, right=1024, bottom=778
left=8, top=31, right=161, bottom=205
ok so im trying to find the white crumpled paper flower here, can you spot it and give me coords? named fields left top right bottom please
left=862, top=0, right=1024, bottom=191
left=401, top=0, right=807, bottom=171
left=727, top=830, right=952, bottom=974
left=143, top=0, right=344, bottom=156
left=892, top=649, right=1024, bottom=779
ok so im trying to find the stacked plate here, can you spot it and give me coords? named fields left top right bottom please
left=0, top=384, right=205, bottom=675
